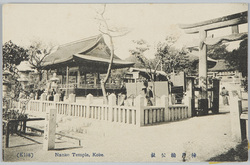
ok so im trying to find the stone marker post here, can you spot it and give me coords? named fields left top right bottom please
left=43, top=106, right=57, bottom=150
left=161, top=95, right=169, bottom=122
left=108, top=94, right=116, bottom=122
left=86, top=94, right=93, bottom=118
left=229, top=95, right=242, bottom=142
left=136, top=95, right=144, bottom=127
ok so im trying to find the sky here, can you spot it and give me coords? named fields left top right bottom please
left=2, top=3, right=248, bottom=59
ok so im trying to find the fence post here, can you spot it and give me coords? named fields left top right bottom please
left=188, top=97, right=193, bottom=118
left=68, top=94, right=76, bottom=116
left=54, top=94, right=60, bottom=102
left=43, top=106, right=57, bottom=150
left=27, top=100, right=31, bottom=112
left=86, top=94, right=93, bottom=118
left=54, top=94, right=60, bottom=114
left=161, top=95, right=169, bottom=122
left=229, top=95, right=242, bottom=142
left=39, top=93, right=46, bottom=114
left=108, top=94, right=116, bottom=122
left=136, top=95, right=144, bottom=127
left=69, top=93, right=76, bottom=103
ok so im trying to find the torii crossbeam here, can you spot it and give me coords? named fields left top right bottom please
left=179, top=11, right=248, bottom=114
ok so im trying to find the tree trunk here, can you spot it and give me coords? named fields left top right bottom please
left=38, top=70, right=43, bottom=81
left=101, top=35, right=115, bottom=104
left=101, top=80, right=108, bottom=104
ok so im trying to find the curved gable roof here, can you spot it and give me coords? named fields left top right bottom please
left=42, top=35, right=134, bottom=69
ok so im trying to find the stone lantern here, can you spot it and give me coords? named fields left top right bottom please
left=17, top=74, right=29, bottom=89
left=3, top=70, right=11, bottom=110
left=50, top=73, right=60, bottom=92
left=2, top=70, right=11, bottom=98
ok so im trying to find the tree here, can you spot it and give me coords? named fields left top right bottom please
left=28, top=40, right=53, bottom=81
left=207, top=43, right=229, bottom=60
left=3, top=40, right=29, bottom=73
left=95, top=4, right=130, bottom=103
left=2, top=41, right=29, bottom=100
left=225, top=39, right=248, bottom=77
left=129, top=39, right=168, bottom=104
left=129, top=39, right=161, bottom=81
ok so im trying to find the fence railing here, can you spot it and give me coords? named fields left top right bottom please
left=19, top=93, right=193, bottom=127
left=58, top=83, right=120, bottom=89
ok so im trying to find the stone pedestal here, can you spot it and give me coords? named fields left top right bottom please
left=43, top=106, right=57, bottom=150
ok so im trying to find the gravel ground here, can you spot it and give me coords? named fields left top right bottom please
left=2, top=104, right=248, bottom=162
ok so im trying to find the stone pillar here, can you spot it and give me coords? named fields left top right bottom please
left=40, top=93, right=47, bottom=101
left=69, top=93, right=76, bottom=103
left=54, top=94, right=60, bottom=102
left=161, top=95, right=169, bottom=122
left=108, top=94, right=116, bottom=122
left=136, top=95, right=145, bottom=127
left=39, top=93, right=47, bottom=114
left=188, top=97, right=193, bottom=118
left=68, top=94, right=75, bottom=116
left=43, top=106, right=57, bottom=150
left=229, top=94, right=242, bottom=142
left=86, top=94, right=93, bottom=118
left=198, top=30, right=208, bottom=115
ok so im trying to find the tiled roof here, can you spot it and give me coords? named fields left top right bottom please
left=209, top=60, right=233, bottom=71
left=42, top=35, right=134, bottom=68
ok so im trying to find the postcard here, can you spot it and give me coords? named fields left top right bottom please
left=1, top=3, right=248, bottom=163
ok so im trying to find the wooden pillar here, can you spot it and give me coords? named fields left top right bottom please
left=61, top=74, right=63, bottom=87
left=84, top=73, right=87, bottom=85
left=97, top=73, right=100, bottom=85
left=84, top=73, right=87, bottom=96
left=232, top=25, right=239, bottom=34
left=66, top=66, right=69, bottom=97
left=93, top=73, right=97, bottom=87
left=212, top=79, right=220, bottom=114
left=77, top=70, right=81, bottom=88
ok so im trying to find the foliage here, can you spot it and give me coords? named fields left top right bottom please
left=2, top=41, right=29, bottom=101
left=207, top=43, right=229, bottom=60
left=157, top=44, right=191, bottom=74
left=111, top=68, right=129, bottom=82
left=28, top=40, right=53, bottom=80
left=225, top=39, right=248, bottom=77
left=3, top=41, right=29, bottom=72
left=129, top=40, right=153, bottom=73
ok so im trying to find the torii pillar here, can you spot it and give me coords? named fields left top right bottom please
left=179, top=11, right=248, bottom=115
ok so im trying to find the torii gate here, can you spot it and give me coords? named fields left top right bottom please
left=179, top=11, right=248, bottom=113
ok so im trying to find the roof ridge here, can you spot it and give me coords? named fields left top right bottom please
left=59, top=34, right=102, bottom=48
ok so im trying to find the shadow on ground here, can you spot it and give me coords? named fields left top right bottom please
left=208, top=139, right=248, bottom=162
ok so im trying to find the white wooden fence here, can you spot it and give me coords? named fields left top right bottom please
left=18, top=93, right=193, bottom=127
